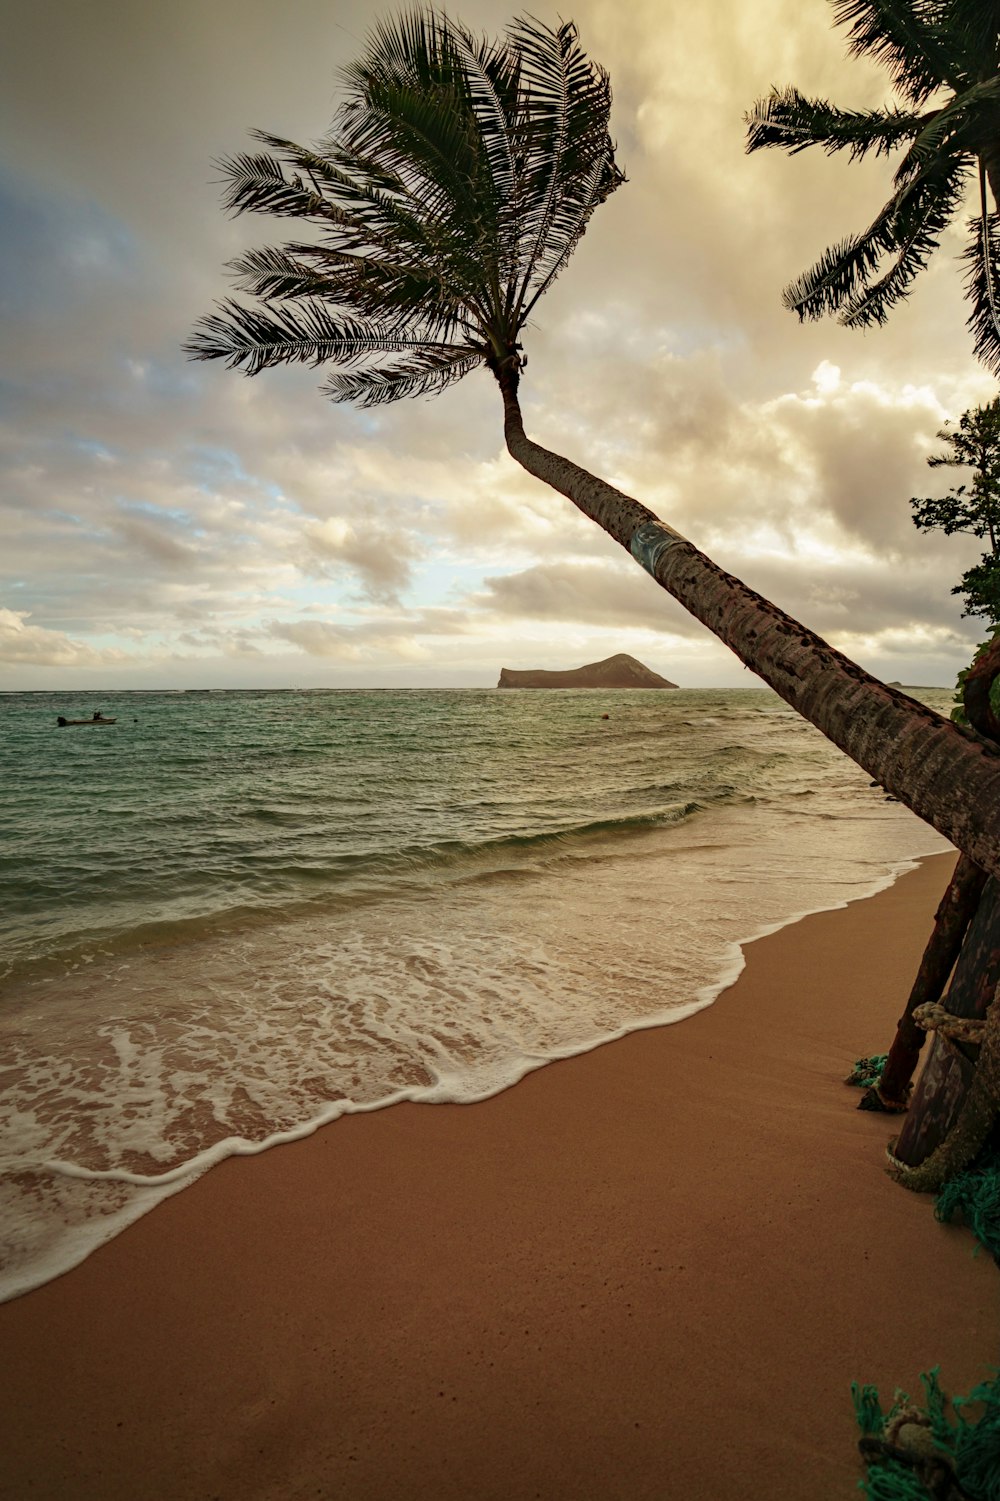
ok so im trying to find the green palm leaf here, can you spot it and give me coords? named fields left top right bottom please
left=840, top=158, right=969, bottom=324
left=963, top=201, right=1000, bottom=376
left=832, top=0, right=965, bottom=103
left=930, top=0, right=1000, bottom=79
left=782, top=195, right=900, bottom=318
left=225, top=246, right=342, bottom=302
left=746, top=87, right=924, bottom=159
left=511, top=17, right=623, bottom=320
left=896, top=74, right=1000, bottom=176
left=217, top=150, right=342, bottom=223
left=324, top=346, right=483, bottom=406
left=747, top=0, right=1000, bottom=373
left=184, top=298, right=461, bottom=376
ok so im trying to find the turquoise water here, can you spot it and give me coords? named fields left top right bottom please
left=0, top=686, right=954, bottom=1299
left=2, top=687, right=795, bottom=978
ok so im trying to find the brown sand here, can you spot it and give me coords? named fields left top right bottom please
left=1, top=852, right=996, bottom=1501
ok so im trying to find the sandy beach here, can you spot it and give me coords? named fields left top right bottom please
left=1, top=851, right=996, bottom=1500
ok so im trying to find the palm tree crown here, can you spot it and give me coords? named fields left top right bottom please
left=185, top=9, right=623, bottom=405
left=745, top=0, right=1000, bottom=372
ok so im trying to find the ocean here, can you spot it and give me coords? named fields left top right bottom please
left=0, top=685, right=954, bottom=1301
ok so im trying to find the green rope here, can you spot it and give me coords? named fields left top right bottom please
left=846, top=1054, right=889, bottom=1089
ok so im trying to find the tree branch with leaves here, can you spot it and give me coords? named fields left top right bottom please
left=911, top=396, right=1000, bottom=624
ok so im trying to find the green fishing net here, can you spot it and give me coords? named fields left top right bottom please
left=935, top=1132, right=1000, bottom=1267
left=852, top=1367, right=1000, bottom=1500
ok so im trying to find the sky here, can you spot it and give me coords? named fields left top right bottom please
left=2, top=0, right=997, bottom=691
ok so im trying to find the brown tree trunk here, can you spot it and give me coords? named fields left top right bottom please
left=867, top=637, right=1000, bottom=1110
left=874, top=631, right=1000, bottom=1165
left=963, top=631, right=1000, bottom=741
left=496, top=372, right=1000, bottom=878
left=859, top=855, right=987, bottom=1111
left=888, top=875, right=1000, bottom=1181
left=983, top=150, right=1000, bottom=220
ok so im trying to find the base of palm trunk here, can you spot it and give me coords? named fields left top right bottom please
left=886, top=879, right=1000, bottom=1191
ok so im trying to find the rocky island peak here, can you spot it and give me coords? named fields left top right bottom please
left=497, top=654, right=678, bottom=690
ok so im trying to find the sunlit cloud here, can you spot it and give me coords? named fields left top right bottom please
left=0, top=608, right=129, bottom=668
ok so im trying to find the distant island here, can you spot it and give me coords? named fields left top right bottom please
left=497, top=654, right=678, bottom=690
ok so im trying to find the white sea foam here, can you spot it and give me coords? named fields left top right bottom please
left=0, top=791, right=951, bottom=1303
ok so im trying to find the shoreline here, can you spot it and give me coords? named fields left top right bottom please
left=2, top=840, right=950, bottom=1306
left=2, top=851, right=996, bottom=1499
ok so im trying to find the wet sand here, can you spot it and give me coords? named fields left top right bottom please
left=1, top=852, right=995, bottom=1500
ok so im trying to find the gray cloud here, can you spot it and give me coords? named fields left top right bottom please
left=475, top=549, right=982, bottom=652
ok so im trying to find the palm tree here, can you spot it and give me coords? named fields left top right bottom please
left=745, top=0, right=1000, bottom=373
left=187, top=8, right=1000, bottom=879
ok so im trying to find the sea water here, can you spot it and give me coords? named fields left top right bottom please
left=0, top=686, right=954, bottom=1300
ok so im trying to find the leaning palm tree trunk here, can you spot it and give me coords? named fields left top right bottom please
left=864, top=641, right=1000, bottom=1110
left=496, top=365, right=1000, bottom=879
left=188, top=9, right=1000, bottom=888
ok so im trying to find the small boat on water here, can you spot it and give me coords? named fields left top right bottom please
left=56, top=713, right=117, bottom=727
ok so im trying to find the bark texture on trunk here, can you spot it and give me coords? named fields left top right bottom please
left=888, top=876, right=1000, bottom=1185
left=983, top=149, right=1000, bottom=220
left=871, top=590, right=1000, bottom=1156
left=964, top=632, right=1000, bottom=742
left=498, top=377, right=1000, bottom=879
left=861, top=854, right=988, bottom=1111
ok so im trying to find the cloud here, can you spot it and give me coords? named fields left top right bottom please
left=0, top=608, right=128, bottom=667
left=1, top=0, right=994, bottom=689
left=477, top=560, right=701, bottom=636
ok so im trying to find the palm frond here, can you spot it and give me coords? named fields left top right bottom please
left=339, top=7, right=454, bottom=98
left=334, top=12, right=515, bottom=248
left=189, top=6, right=624, bottom=404
left=449, top=26, right=524, bottom=278
left=241, top=128, right=497, bottom=325
left=832, top=0, right=966, bottom=104
left=450, top=28, right=519, bottom=214
left=745, top=86, right=924, bottom=158
left=323, top=346, right=484, bottom=406
left=222, top=244, right=463, bottom=342
left=962, top=196, right=1000, bottom=377
left=337, top=80, right=489, bottom=224
left=311, top=251, right=468, bottom=334
left=217, top=150, right=344, bottom=222
left=941, top=0, right=1000, bottom=79
left=225, top=246, right=341, bottom=301
left=250, top=131, right=444, bottom=260
left=509, top=16, right=623, bottom=322
left=184, top=298, right=453, bottom=375
left=839, top=157, right=969, bottom=324
left=782, top=204, right=899, bottom=319
left=217, top=138, right=436, bottom=289
left=519, top=151, right=609, bottom=320
left=893, top=74, right=1000, bottom=178
left=326, top=18, right=525, bottom=306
